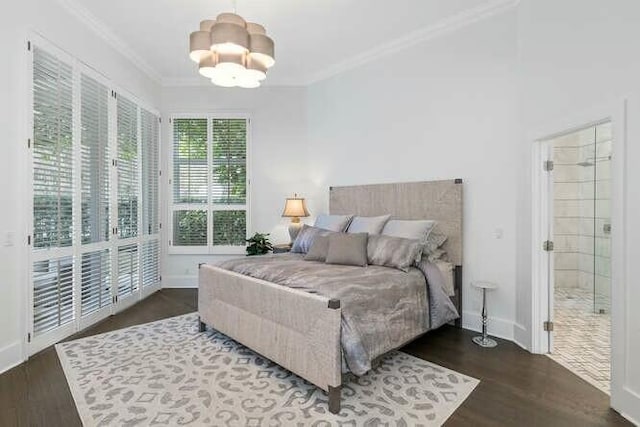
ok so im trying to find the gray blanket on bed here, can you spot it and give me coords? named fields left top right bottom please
left=216, top=253, right=458, bottom=376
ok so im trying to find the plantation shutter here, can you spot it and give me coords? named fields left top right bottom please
left=80, top=74, right=110, bottom=244
left=211, top=119, right=247, bottom=205
left=32, top=47, right=75, bottom=337
left=117, top=244, right=139, bottom=297
left=171, top=119, right=208, bottom=247
left=211, top=118, right=247, bottom=246
left=172, top=118, right=208, bottom=204
left=32, top=257, right=74, bottom=336
left=117, top=95, right=139, bottom=239
left=29, top=40, right=162, bottom=354
left=141, top=109, right=159, bottom=235
left=32, top=47, right=74, bottom=249
left=141, top=240, right=160, bottom=288
left=170, top=116, right=249, bottom=252
left=80, top=249, right=111, bottom=316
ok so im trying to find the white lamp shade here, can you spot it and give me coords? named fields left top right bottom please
left=245, top=57, right=267, bottom=81
left=216, top=53, right=245, bottom=76
left=211, top=74, right=237, bottom=87
left=190, top=12, right=274, bottom=89
left=198, top=54, right=218, bottom=78
left=282, top=197, right=310, bottom=218
left=189, top=31, right=212, bottom=63
left=249, top=34, right=275, bottom=68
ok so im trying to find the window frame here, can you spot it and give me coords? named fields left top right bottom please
left=168, top=112, right=251, bottom=255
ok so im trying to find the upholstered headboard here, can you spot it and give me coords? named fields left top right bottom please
left=329, top=179, right=463, bottom=265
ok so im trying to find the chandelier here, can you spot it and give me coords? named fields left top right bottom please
left=189, top=11, right=275, bottom=88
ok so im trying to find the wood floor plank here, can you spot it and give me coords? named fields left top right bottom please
left=0, top=289, right=630, bottom=427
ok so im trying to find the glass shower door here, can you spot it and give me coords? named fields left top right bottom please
left=594, top=122, right=612, bottom=314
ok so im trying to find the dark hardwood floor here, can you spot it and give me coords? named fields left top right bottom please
left=0, top=289, right=630, bottom=427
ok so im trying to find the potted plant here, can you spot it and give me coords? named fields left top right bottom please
left=245, top=232, right=273, bottom=256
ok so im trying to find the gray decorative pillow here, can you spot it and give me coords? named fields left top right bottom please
left=314, top=214, right=353, bottom=232
left=424, top=231, right=448, bottom=255
left=381, top=219, right=436, bottom=244
left=304, top=235, right=331, bottom=262
left=367, top=235, right=424, bottom=272
left=346, top=214, right=391, bottom=234
left=291, top=225, right=331, bottom=254
left=325, top=233, right=368, bottom=267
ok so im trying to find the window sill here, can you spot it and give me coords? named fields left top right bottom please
left=168, top=246, right=247, bottom=256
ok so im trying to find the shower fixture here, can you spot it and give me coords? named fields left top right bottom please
left=576, top=155, right=611, bottom=167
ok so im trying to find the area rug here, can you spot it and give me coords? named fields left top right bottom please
left=56, top=313, right=478, bottom=426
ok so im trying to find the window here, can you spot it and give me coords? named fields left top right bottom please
left=29, top=38, right=161, bottom=355
left=170, top=115, right=249, bottom=253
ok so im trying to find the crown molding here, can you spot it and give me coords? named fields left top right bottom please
left=302, top=0, right=520, bottom=86
left=55, top=0, right=163, bottom=85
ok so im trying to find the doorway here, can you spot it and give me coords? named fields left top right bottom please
left=540, top=121, right=612, bottom=393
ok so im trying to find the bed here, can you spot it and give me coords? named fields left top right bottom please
left=198, top=179, right=464, bottom=413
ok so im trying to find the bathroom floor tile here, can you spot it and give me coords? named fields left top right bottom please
left=548, top=287, right=610, bottom=394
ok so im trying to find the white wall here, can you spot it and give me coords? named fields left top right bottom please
left=305, top=11, right=519, bottom=339
left=515, top=0, right=640, bottom=421
left=0, top=0, right=160, bottom=373
left=160, top=86, right=309, bottom=287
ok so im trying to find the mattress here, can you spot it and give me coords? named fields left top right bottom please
left=215, top=253, right=457, bottom=375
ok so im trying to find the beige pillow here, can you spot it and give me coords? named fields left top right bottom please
left=346, top=215, right=391, bottom=234
left=367, top=235, right=423, bottom=272
left=325, top=233, right=368, bottom=267
left=304, top=235, right=331, bottom=262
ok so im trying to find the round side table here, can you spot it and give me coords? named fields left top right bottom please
left=472, top=281, right=498, bottom=348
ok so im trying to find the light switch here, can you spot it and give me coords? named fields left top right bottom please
left=3, top=232, right=15, bottom=247
left=494, top=228, right=503, bottom=239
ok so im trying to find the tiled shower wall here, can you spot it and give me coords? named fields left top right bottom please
left=552, top=124, right=611, bottom=310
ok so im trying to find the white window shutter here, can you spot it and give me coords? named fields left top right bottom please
left=117, top=244, right=139, bottom=298
left=32, top=47, right=74, bottom=249
left=142, top=240, right=160, bottom=288
left=117, top=95, right=139, bottom=239
left=80, top=74, right=110, bottom=244
left=80, top=249, right=111, bottom=316
left=141, top=109, right=159, bottom=235
left=33, top=257, right=74, bottom=336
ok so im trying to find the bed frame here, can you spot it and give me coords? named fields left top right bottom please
left=198, top=179, right=463, bottom=414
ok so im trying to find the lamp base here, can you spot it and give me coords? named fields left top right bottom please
left=472, top=335, right=497, bottom=348
left=288, top=220, right=303, bottom=243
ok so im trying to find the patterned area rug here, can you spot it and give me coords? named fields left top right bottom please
left=56, top=313, right=478, bottom=426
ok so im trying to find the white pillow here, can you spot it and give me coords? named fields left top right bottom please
left=382, top=219, right=436, bottom=242
left=314, top=214, right=353, bottom=232
left=346, top=215, right=391, bottom=235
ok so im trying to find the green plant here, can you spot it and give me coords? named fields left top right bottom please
left=245, top=232, right=273, bottom=256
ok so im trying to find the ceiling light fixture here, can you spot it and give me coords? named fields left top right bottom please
left=189, top=3, right=275, bottom=89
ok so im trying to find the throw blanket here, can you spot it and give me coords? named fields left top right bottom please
left=216, top=254, right=458, bottom=376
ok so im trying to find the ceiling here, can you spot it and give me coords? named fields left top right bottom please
left=73, top=0, right=504, bottom=86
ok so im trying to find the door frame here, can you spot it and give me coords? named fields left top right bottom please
left=529, top=99, right=627, bottom=404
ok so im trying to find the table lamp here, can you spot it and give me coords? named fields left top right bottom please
left=281, top=194, right=310, bottom=243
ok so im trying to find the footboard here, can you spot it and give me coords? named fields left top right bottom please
left=198, top=265, right=343, bottom=412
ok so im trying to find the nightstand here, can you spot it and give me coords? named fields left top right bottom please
left=272, top=243, right=292, bottom=254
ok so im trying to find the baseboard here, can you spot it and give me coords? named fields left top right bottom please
left=462, top=311, right=514, bottom=341
left=162, top=275, right=197, bottom=288
left=0, top=340, right=23, bottom=375
left=513, top=322, right=530, bottom=351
